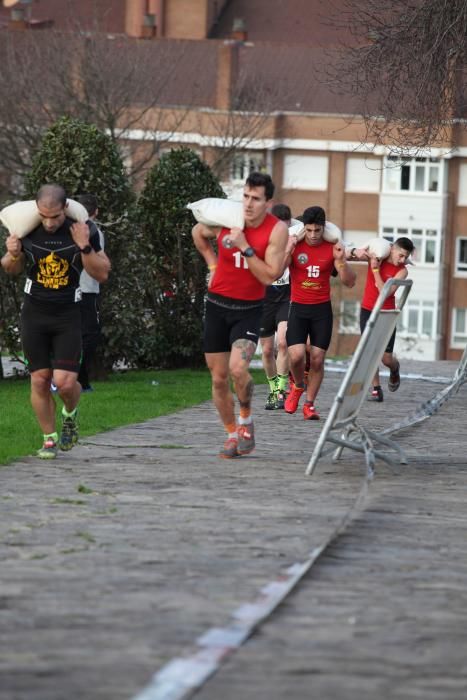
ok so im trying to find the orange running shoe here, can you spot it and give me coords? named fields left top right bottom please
left=284, top=383, right=304, bottom=414
left=237, top=423, right=255, bottom=455
left=219, top=437, right=239, bottom=459
left=303, top=402, right=320, bottom=420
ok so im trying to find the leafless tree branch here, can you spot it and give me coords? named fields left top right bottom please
left=323, top=0, right=467, bottom=154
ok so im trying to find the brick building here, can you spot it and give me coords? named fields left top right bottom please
left=1, top=0, right=466, bottom=360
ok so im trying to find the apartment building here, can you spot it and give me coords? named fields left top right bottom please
left=1, top=0, right=466, bottom=360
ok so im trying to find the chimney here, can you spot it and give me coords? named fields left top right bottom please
left=231, top=17, right=247, bottom=42
left=216, top=41, right=240, bottom=111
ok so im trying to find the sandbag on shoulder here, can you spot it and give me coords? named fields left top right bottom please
left=0, top=199, right=88, bottom=239
left=364, top=237, right=391, bottom=260
left=187, top=198, right=244, bottom=230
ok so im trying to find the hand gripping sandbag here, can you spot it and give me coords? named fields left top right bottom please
left=288, top=219, right=342, bottom=243
left=0, top=199, right=88, bottom=239
left=187, top=198, right=244, bottom=230
left=364, top=237, right=391, bottom=260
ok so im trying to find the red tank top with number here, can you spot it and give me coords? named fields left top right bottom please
left=290, top=239, right=335, bottom=304
left=361, top=259, right=406, bottom=311
left=209, top=213, right=277, bottom=301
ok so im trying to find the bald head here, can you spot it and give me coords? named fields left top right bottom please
left=36, top=184, right=67, bottom=208
left=36, top=184, right=67, bottom=233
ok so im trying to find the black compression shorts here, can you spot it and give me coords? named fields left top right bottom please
left=203, top=298, right=263, bottom=353
left=21, top=296, right=82, bottom=373
left=286, top=301, right=333, bottom=351
left=259, top=298, right=290, bottom=338
left=360, top=307, right=396, bottom=353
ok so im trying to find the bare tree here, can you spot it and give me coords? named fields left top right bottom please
left=324, top=0, right=467, bottom=154
left=0, top=30, right=191, bottom=198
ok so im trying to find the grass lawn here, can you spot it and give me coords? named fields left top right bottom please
left=0, top=368, right=267, bottom=466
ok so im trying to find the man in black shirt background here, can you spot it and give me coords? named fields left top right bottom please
left=1, top=184, right=111, bottom=459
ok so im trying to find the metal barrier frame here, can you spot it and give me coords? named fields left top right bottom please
left=380, top=341, right=467, bottom=437
left=306, top=278, right=413, bottom=476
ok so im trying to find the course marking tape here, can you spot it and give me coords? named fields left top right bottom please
left=131, top=474, right=369, bottom=700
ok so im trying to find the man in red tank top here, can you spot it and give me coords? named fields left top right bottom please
left=192, top=172, right=288, bottom=459
left=284, top=206, right=356, bottom=420
left=348, top=237, right=414, bottom=402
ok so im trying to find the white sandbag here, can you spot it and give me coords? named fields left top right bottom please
left=288, top=219, right=341, bottom=243
left=365, top=237, right=391, bottom=259
left=0, top=198, right=88, bottom=239
left=187, top=198, right=244, bottom=230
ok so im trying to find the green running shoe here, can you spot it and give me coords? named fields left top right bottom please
left=37, top=437, right=58, bottom=460
left=264, top=391, right=276, bottom=410
left=59, top=411, right=79, bottom=451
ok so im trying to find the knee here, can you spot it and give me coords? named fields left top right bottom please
left=31, top=374, right=52, bottom=395
left=211, top=372, right=229, bottom=393
left=55, top=375, right=77, bottom=395
left=310, top=354, right=324, bottom=372
left=276, top=336, right=287, bottom=356
left=262, top=344, right=275, bottom=363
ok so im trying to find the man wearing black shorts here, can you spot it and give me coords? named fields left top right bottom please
left=1, top=184, right=111, bottom=459
left=348, top=237, right=413, bottom=402
left=192, top=172, right=288, bottom=459
left=284, top=206, right=356, bottom=420
left=259, top=203, right=292, bottom=410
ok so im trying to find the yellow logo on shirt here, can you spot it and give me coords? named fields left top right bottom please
left=37, top=251, right=69, bottom=289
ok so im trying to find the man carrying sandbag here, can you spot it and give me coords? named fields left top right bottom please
left=347, top=236, right=414, bottom=402
left=1, top=184, right=111, bottom=459
left=284, top=206, right=356, bottom=420
left=192, top=172, right=288, bottom=459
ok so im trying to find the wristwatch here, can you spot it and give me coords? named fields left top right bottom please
left=79, top=244, right=92, bottom=255
left=241, top=246, right=255, bottom=258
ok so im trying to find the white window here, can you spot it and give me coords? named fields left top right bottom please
left=398, top=300, right=436, bottom=338
left=231, top=152, right=265, bottom=182
left=383, top=156, right=441, bottom=193
left=345, top=158, right=381, bottom=192
left=458, top=164, right=467, bottom=206
left=455, top=238, right=467, bottom=276
left=452, top=308, right=467, bottom=348
left=381, top=226, right=440, bottom=265
left=283, top=155, right=328, bottom=190
left=339, top=300, right=360, bottom=334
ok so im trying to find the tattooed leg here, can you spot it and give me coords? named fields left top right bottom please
left=230, top=339, right=256, bottom=407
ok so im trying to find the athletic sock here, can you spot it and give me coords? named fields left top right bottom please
left=267, top=375, right=278, bottom=392
left=239, top=407, right=251, bottom=421
left=62, top=406, right=78, bottom=419
left=43, top=432, right=59, bottom=443
left=277, top=374, right=288, bottom=391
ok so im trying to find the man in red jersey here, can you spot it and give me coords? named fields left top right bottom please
left=284, top=206, right=356, bottom=420
left=348, top=237, right=414, bottom=402
left=192, top=172, right=288, bottom=459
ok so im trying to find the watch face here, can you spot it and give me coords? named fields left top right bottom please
left=81, top=245, right=92, bottom=254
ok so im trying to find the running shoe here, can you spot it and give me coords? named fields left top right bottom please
left=388, top=362, right=401, bottom=392
left=264, top=391, right=276, bottom=410
left=284, top=383, right=304, bottom=414
left=368, top=386, right=384, bottom=402
left=37, top=437, right=58, bottom=460
left=219, top=437, right=239, bottom=459
left=59, top=411, right=79, bottom=451
left=275, top=390, right=286, bottom=409
left=237, top=423, right=255, bottom=455
left=303, top=403, right=320, bottom=420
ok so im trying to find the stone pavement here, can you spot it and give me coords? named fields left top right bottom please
left=1, top=360, right=467, bottom=700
